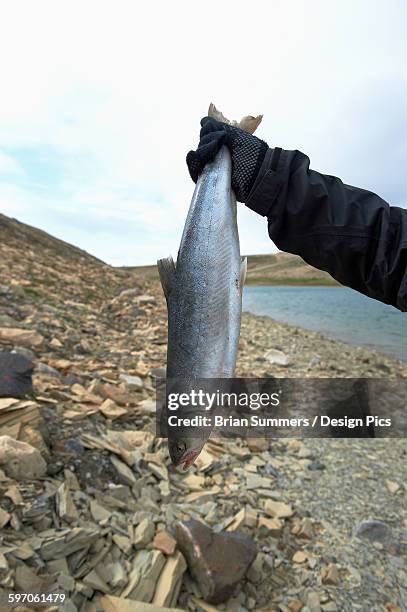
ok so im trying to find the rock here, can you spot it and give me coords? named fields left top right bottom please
left=297, top=446, right=313, bottom=458
left=105, top=560, right=128, bottom=589
left=15, top=563, right=51, bottom=592
left=307, top=355, right=321, bottom=369
left=149, top=367, right=166, bottom=379
left=152, top=551, right=187, bottom=607
left=120, top=374, right=144, bottom=389
left=83, top=568, right=110, bottom=593
left=90, top=499, right=111, bottom=523
left=292, top=550, right=308, bottom=564
left=299, top=517, right=314, bottom=539
left=110, top=455, right=137, bottom=486
left=322, top=562, right=340, bottom=585
left=36, top=362, right=61, bottom=378
left=288, top=600, right=303, bottom=612
left=246, top=438, right=268, bottom=452
left=100, top=595, right=182, bottom=611
left=0, top=327, right=44, bottom=348
left=0, top=505, right=11, bottom=528
left=292, top=517, right=313, bottom=539
left=36, top=527, right=100, bottom=560
left=99, top=398, right=128, bottom=419
left=246, top=552, right=264, bottom=584
left=264, top=348, right=290, bottom=366
left=321, top=603, right=338, bottom=612
left=355, top=519, right=393, bottom=543
left=134, top=517, right=155, bottom=549
left=12, top=346, right=37, bottom=361
left=175, top=519, right=257, bottom=604
left=306, top=592, right=321, bottom=612
left=0, top=435, right=47, bottom=479
left=308, top=460, right=326, bottom=471
left=226, top=508, right=246, bottom=532
left=112, top=534, right=132, bottom=555
left=258, top=516, right=283, bottom=536
left=245, top=474, right=271, bottom=490
left=56, top=482, right=79, bottom=522
left=264, top=499, right=294, bottom=519
left=121, top=549, right=165, bottom=601
left=153, top=531, right=177, bottom=555
left=134, top=295, right=156, bottom=305
left=0, top=352, right=33, bottom=397
left=138, top=399, right=156, bottom=414
left=386, top=480, right=400, bottom=494
left=57, top=572, right=76, bottom=591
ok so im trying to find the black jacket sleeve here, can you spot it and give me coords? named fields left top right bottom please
left=246, top=147, right=407, bottom=312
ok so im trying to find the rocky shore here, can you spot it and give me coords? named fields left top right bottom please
left=0, top=216, right=405, bottom=611
left=238, top=312, right=406, bottom=378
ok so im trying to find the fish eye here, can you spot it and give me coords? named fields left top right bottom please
left=176, top=441, right=186, bottom=454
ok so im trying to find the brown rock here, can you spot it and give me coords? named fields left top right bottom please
left=175, top=519, right=257, bottom=604
left=0, top=506, right=11, bottom=528
left=292, top=550, right=308, bottom=564
left=153, top=531, right=177, bottom=555
left=246, top=438, right=268, bottom=452
left=152, top=551, right=187, bottom=607
left=99, top=398, right=128, bottom=419
left=258, top=516, right=283, bottom=535
left=0, top=435, right=47, bottom=479
left=264, top=499, right=294, bottom=519
left=101, top=595, right=182, bottom=611
left=288, top=600, right=303, bottom=612
left=322, top=562, right=340, bottom=585
left=0, top=327, right=44, bottom=348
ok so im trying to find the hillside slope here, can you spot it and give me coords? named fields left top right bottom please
left=0, top=213, right=405, bottom=611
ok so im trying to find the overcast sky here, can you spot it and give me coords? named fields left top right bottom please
left=0, top=0, right=406, bottom=265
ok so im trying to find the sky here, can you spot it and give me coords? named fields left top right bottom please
left=0, top=0, right=406, bottom=265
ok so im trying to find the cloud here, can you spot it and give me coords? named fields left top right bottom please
left=0, top=0, right=406, bottom=264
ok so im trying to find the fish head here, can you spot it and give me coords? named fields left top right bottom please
left=168, top=437, right=204, bottom=470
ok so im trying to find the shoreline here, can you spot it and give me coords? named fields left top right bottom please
left=238, top=311, right=407, bottom=377
left=242, top=306, right=407, bottom=364
left=245, top=280, right=340, bottom=286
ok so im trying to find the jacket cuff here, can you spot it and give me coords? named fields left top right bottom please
left=245, top=147, right=286, bottom=217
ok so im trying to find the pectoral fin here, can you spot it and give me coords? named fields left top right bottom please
left=157, top=256, right=176, bottom=301
left=240, top=257, right=247, bottom=295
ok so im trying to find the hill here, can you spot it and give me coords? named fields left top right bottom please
left=126, top=252, right=339, bottom=286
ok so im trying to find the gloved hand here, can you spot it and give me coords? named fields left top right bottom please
left=186, top=116, right=269, bottom=203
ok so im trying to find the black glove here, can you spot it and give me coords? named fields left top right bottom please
left=186, top=116, right=269, bottom=203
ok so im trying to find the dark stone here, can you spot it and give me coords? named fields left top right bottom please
left=0, top=352, right=33, bottom=397
left=175, top=519, right=257, bottom=604
left=308, top=460, right=326, bottom=471
left=264, top=464, right=279, bottom=478
left=355, top=519, right=393, bottom=543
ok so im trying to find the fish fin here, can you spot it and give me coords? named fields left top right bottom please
left=157, top=256, right=176, bottom=300
left=208, top=103, right=263, bottom=134
left=240, top=257, right=247, bottom=295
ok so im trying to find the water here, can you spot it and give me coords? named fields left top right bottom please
left=242, top=286, right=406, bottom=362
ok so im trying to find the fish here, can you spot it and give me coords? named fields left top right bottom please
left=157, top=104, right=262, bottom=469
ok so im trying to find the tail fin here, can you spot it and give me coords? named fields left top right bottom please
left=157, top=256, right=176, bottom=301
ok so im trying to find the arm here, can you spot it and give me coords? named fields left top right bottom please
left=246, top=147, right=407, bottom=311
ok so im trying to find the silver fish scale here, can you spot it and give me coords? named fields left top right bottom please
left=161, top=145, right=244, bottom=380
